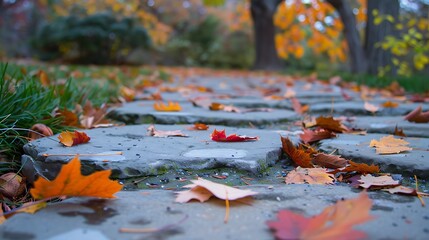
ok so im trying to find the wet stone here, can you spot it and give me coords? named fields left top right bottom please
left=22, top=125, right=283, bottom=179
left=319, top=133, right=429, bottom=178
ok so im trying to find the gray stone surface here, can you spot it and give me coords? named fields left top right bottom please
left=347, top=116, right=429, bottom=138
left=22, top=125, right=284, bottom=180
left=1, top=185, right=428, bottom=240
left=108, top=101, right=298, bottom=126
left=319, top=133, right=429, bottom=177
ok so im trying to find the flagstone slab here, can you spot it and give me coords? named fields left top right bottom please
left=22, top=125, right=284, bottom=180
left=319, top=133, right=429, bottom=177
left=1, top=185, right=428, bottom=240
left=108, top=101, right=298, bottom=126
left=347, top=116, right=429, bottom=138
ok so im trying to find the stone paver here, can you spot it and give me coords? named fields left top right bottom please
left=22, top=125, right=284, bottom=180
left=108, top=101, right=298, bottom=126
left=319, top=133, right=429, bottom=177
left=1, top=185, right=428, bottom=240
left=347, top=116, right=429, bottom=138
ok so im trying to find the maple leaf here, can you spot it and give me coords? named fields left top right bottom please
left=188, top=123, right=209, bottom=131
left=211, top=129, right=258, bottom=142
left=404, top=105, right=429, bottom=123
left=382, top=101, right=399, bottom=108
left=312, top=153, right=348, bottom=169
left=285, top=167, right=334, bottom=184
left=315, top=116, right=347, bottom=133
left=341, top=161, right=380, bottom=175
left=299, top=128, right=336, bottom=144
left=369, top=135, right=412, bottom=154
left=147, top=125, right=188, bottom=138
left=267, top=192, right=373, bottom=240
left=175, top=178, right=257, bottom=203
left=358, top=175, right=400, bottom=189
left=290, top=98, right=309, bottom=115
left=58, top=131, right=91, bottom=147
left=30, top=155, right=122, bottom=199
left=280, top=137, right=313, bottom=168
left=153, top=101, right=182, bottom=111
left=364, top=102, right=379, bottom=113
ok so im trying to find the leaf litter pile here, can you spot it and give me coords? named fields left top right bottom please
left=1, top=66, right=429, bottom=238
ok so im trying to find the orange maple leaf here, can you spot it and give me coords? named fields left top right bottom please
left=315, top=116, right=348, bottom=133
left=267, top=192, right=374, bottom=240
left=30, top=155, right=122, bottom=199
left=281, top=137, right=313, bottom=168
left=58, top=131, right=90, bottom=147
left=153, top=101, right=182, bottom=111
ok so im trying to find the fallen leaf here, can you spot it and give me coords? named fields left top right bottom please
left=30, top=155, right=122, bottom=199
left=120, top=86, right=136, bottom=102
left=55, top=109, right=80, bottom=127
left=0, top=206, right=5, bottom=224
left=211, top=129, right=258, bottom=142
left=58, top=131, right=91, bottom=147
left=222, top=105, right=241, bottom=113
left=382, top=185, right=418, bottom=195
left=358, top=175, right=400, bottom=189
left=299, top=128, right=336, bottom=144
left=0, top=173, right=26, bottom=199
left=285, top=167, right=334, bottom=184
left=381, top=101, right=399, bottom=108
left=153, top=101, right=182, bottom=112
left=315, top=116, right=347, bottom=133
left=175, top=178, right=257, bottom=203
left=209, top=102, right=225, bottom=111
left=77, top=101, right=112, bottom=129
left=147, top=125, right=188, bottom=138
left=404, top=105, right=429, bottom=123
left=393, top=125, right=406, bottom=137
left=369, top=135, right=412, bottom=154
left=280, top=137, right=313, bottom=168
left=267, top=192, right=373, bottom=240
left=312, top=153, right=348, bottom=169
left=29, top=123, right=53, bottom=140
left=283, top=89, right=296, bottom=98
left=37, top=70, right=50, bottom=86
left=364, top=102, right=379, bottom=113
left=290, top=98, right=309, bottom=115
left=188, top=123, right=209, bottom=131
left=341, top=161, right=380, bottom=175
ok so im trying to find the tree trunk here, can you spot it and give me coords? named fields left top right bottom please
left=365, top=0, right=400, bottom=75
left=327, top=0, right=367, bottom=74
left=250, top=0, right=283, bottom=70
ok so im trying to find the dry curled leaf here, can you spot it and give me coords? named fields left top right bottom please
left=0, top=173, right=26, bottom=199
left=290, top=98, right=309, bottom=115
left=30, top=155, right=122, bottom=199
left=299, top=128, right=336, bottom=144
left=369, top=135, right=411, bottom=154
left=153, top=101, right=182, bottom=112
left=55, top=109, right=80, bottom=127
left=315, top=116, right=348, bottom=133
left=267, top=192, right=373, bottom=240
left=147, top=125, right=188, bottom=138
left=285, top=167, right=335, bottom=184
left=393, top=125, right=406, bottom=137
left=358, top=175, right=400, bottom=189
left=382, top=185, right=418, bottom=195
left=312, top=153, right=348, bottom=169
left=29, top=123, right=53, bottom=140
left=280, top=137, right=313, bottom=168
left=77, top=101, right=112, bottom=129
left=211, top=129, right=258, bottom=142
left=341, top=161, right=380, bottom=175
left=58, top=131, right=90, bottom=147
left=404, top=105, right=429, bottom=123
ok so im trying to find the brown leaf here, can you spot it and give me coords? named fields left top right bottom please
left=0, top=173, right=26, bottom=199
left=175, top=178, right=257, bottom=203
left=382, top=185, right=418, bottom=196
left=280, top=137, right=313, bottom=168
left=369, top=135, right=412, bottom=154
left=78, top=101, right=112, bottom=129
left=299, top=128, right=336, bottom=144
left=285, top=167, right=334, bottom=184
left=55, top=109, right=80, bottom=127
left=358, top=175, right=400, bottom=189
left=29, top=124, right=53, bottom=140
left=209, top=102, right=225, bottom=111
left=147, top=125, right=188, bottom=138
left=315, top=116, right=347, bottom=133
left=290, top=98, right=309, bottom=115
left=267, top=192, right=373, bottom=240
left=404, top=105, right=429, bottom=123
left=58, top=131, right=91, bottom=147
left=313, top=153, right=348, bottom=169
left=382, top=101, right=399, bottom=108
left=37, top=70, right=50, bottom=86
left=30, top=155, right=122, bottom=199
left=341, top=161, right=380, bottom=175
left=393, top=125, right=406, bottom=137
left=120, top=86, right=136, bottom=102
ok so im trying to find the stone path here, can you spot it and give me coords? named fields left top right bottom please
left=5, top=72, right=429, bottom=239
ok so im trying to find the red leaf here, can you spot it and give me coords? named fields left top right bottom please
left=299, top=128, right=336, bottom=144
left=210, top=129, right=258, bottom=142
left=58, top=131, right=91, bottom=147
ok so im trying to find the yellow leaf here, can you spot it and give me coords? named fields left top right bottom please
left=369, top=135, right=412, bottom=154
left=30, top=155, right=122, bottom=199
